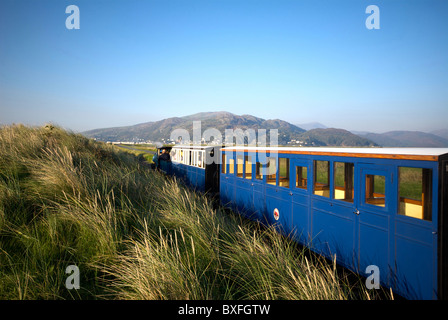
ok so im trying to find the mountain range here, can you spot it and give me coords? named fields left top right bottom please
left=83, top=111, right=309, bottom=145
left=83, top=111, right=448, bottom=147
left=358, top=131, right=448, bottom=148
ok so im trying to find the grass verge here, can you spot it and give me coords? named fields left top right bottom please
left=0, top=124, right=390, bottom=300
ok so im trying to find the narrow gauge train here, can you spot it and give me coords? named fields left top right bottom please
left=168, top=145, right=220, bottom=194
left=167, top=145, right=448, bottom=300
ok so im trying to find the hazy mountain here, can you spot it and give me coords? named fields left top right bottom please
left=83, top=112, right=380, bottom=146
left=350, top=130, right=375, bottom=136
left=296, top=122, right=327, bottom=131
left=360, top=131, right=448, bottom=147
left=83, top=111, right=307, bottom=145
left=430, top=129, right=448, bottom=141
left=296, top=128, right=378, bottom=147
left=83, top=112, right=447, bottom=147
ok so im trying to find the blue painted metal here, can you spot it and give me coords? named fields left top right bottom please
left=159, top=160, right=172, bottom=175
left=172, top=162, right=206, bottom=192
left=219, top=149, right=441, bottom=300
left=220, top=151, right=235, bottom=210
left=356, top=163, right=394, bottom=288
left=169, top=146, right=222, bottom=195
left=290, top=159, right=312, bottom=246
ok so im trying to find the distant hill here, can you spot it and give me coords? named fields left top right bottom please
left=83, top=112, right=448, bottom=147
left=296, top=128, right=378, bottom=147
left=295, top=122, right=327, bottom=131
left=360, top=131, right=448, bottom=147
left=83, top=112, right=381, bottom=147
left=430, top=129, right=448, bottom=141
left=83, top=111, right=307, bottom=145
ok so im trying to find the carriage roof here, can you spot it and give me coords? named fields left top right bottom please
left=220, top=147, right=448, bottom=161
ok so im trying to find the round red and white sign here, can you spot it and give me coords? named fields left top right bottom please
left=273, top=208, right=279, bottom=221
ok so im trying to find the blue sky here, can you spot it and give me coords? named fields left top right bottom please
left=0, top=0, right=447, bottom=133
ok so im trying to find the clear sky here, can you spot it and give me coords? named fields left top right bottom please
left=1, top=0, right=447, bottom=133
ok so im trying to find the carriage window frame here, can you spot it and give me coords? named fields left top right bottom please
left=228, top=154, right=235, bottom=175
left=183, top=150, right=190, bottom=165
left=333, top=162, right=354, bottom=203
left=256, top=161, right=263, bottom=180
left=222, top=153, right=227, bottom=174
left=197, top=150, right=204, bottom=168
left=192, top=150, right=197, bottom=167
left=296, top=166, right=308, bottom=190
left=245, top=155, right=252, bottom=180
left=236, top=154, right=244, bottom=178
left=364, top=174, right=386, bottom=207
left=266, top=156, right=277, bottom=186
left=398, top=166, right=432, bottom=221
left=313, top=160, right=330, bottom=198
left=278, top=157, right=290, bottom=188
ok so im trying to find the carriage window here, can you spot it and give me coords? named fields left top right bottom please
left=314, top=160, right=330, bottom=197
left=334, top=162, right=354, bottom=202
left=365, top=174, right=386, bottom=207
left=184, top=150, right=189, bottom=165
left=296, top=166, right=307, bottom=189
left=245, top=156, right=252, bottom=179
left=192, top=151, right=197, bottom=167
left=229, top=158, right=234, bottom=174
left=198, top=151, right=204, bottom=168
left=266, top=157, right=277, bottom=185
left=279, top=158, right=290, bottom=188
left=222, top=154, right=227, bottom=174
left=398, top=167, right=432, bottom=221
left=170, top=149, right=177, bottom=162
left=256, top=161, right=263, bottom=180
left=237, top=155, right=244, bottom=178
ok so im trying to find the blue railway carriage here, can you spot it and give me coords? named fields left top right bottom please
left=220, top=146, right=448, bottom=300
left=170, top=145, right=221, bottom=194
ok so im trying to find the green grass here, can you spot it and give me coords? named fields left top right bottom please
left=113, top=144, right=155, bottom=163
left=125, top=144, right=157, bottom=152
left=314, top=160, right=329, bottom=186
left=0, top=124, right=390, bottom=300
left=399, top=167, right=424, bottom=200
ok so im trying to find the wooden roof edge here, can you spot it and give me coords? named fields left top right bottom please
left=220, top=148, right=442, bottom=161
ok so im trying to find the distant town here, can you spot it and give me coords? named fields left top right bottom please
left=101, top=138, right=312, bottom=147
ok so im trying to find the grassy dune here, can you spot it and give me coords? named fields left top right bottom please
left=0, top=124, right=388, bottom=300
left=112, top=144, right=156, bottom=163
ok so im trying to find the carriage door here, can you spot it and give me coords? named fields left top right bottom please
left=393, top=165, right=437, bottom=299
left=290, top=159, right=311, bottom=245
left=309, top=159, right=357, bottom=270
left=357, top=163, right=394, bottom=287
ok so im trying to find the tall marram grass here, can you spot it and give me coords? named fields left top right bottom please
left=0, top=124, right=390, bottom=300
